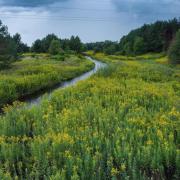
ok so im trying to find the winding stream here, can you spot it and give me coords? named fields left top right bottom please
left=20, top=56, right=106, bottom=106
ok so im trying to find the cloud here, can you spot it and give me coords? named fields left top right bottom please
left=0, top=0, right=67, bottom=7
left=112, top=0, right=180, bottom=18
left=0, top=0, right=179, bottom=45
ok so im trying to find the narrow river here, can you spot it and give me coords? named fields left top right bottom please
left=20, top=56, right=106, bottom=106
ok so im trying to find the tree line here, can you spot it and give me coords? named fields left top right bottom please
left=0, top=19, right=85, bottom=69
left=119, top=18, right=180, bottom=55
left=85, top=41, right=119, bottom=55
left=0, top=17, right=180, bottom=68
left=31, top=34, right=84, bottom=54
left=85, top=18, right=180, bottom=56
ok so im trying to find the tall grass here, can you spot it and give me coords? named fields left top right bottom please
left=0, top=54, right=94, bottom=108
left=0, top=54, right=179, bottom=179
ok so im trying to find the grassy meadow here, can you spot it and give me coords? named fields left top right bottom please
left=0, top=53, right=94, bottom=108
left=0, top=52, right=179, bottom=179
left=85, top=51, right=167, bottom=64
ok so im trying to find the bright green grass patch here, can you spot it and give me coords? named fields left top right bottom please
left=85, top=51, right=131, bottom=63
left=0, top=54, right=94, bottom=107
left=155, top=56, right=169, bottom=64
left=85, top=51, right=166, bottom=64
left=0, top=54, right=179, bottom=179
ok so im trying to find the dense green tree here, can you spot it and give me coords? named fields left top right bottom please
left=31, top=18, right=180, bottom=56
left=104, top=44, right=117, bottom=55
left=86, top=42, right=104, bottom=52
left=13, top=33, right=21, bottom=48
left=124, top=42, right=132, bottom=55
left=168, top=30, right=180, bottom=64
left=19, top=43, right=30, bottom=53
left=119, top=18, right=180, bottom=55
left=31, top=35, right=83, bottom=53
left=48, top=39, right=61, bottom=55
left=85, top=41, right=119, bottom=54
left=31, top=34, right=58, bottom=53
left=41, top=34, right=58, bottom=52
left=69, top=36, right=82, bottom=53
left=94, top=46, right=102, bottom=53
left=31, top=39, right=43, bottom=53
left=0, top=20, right=17, bottom=68
left=133, top=37, right=145, bottom=55
left=60, top=39, right=70, bottom=51
left=13, top=33, right=29, bottom=53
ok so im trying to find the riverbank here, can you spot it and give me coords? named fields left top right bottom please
left=0, top=54, right=94, bottom=108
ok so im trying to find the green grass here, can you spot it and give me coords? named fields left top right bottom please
left=85, top=51, right=166, bottom=64
left=0, top=53, right=179, bottom=179
left=0, top=53, right=94, bottom=108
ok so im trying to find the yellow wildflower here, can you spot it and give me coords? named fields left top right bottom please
left=120, top=164, right=126, bottom=172
left=111, top=167, right=119, bottom=176
left=146, top=140, right=153, bottom=145
left=157, top=130, right=163, bottom=140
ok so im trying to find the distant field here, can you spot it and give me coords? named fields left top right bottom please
left=0, top=53, right=179, bottom=179
left=0, top=53, right=94, bottom=108
left=85, top=51, right=168, bottom=64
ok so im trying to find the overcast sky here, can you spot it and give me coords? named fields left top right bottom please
left=0, top=0, right=179, bottom=45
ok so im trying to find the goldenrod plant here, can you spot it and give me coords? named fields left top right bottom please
left=0, top=53, right=179, bottom=179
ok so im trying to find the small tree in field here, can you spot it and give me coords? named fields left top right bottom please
left=48, top=39, right=61, bottom=55
left=168, top=30, right=180, bottom=64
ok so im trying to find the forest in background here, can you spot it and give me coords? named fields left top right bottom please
left=85, top=18, right=180, bottom=62
left=0, top=18, right=180, bottom=69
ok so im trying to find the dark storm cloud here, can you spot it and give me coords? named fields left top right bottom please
left=0, top=0, right=67, bottom=7
left=0, top=0, right=179, bottom=45
left=112, top=0, right=180, bottom=17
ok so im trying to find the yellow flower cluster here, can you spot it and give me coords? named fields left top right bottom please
left=0, top=52, right=179, bottom=179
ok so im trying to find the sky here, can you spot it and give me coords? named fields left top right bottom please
left=0, top=0, right=179, bottom=45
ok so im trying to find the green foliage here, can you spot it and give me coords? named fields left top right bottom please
left=69, top=36, right=82, bottom=53
left=0, top=21, right=29, bottom=69
left=48, top=39, right=61, bottom=55
left=86, top=18, right=180, bottom=56
left=86, top=41, right=119, bottom=55
left=104, top=44, right=117, bottom=55
left=31, top=34, right=59, bottom=53
left=168, top=29, right=180, bottom=64
left=133, top=37, right=145, bottom=55
left=31, top=39, right=43, bottom=53
left=0, top=54, right=94, bottom=107
left=13, top=33, right=29, bottom=53
left=120, top=18, right=180, bottom=55
left=0, top=20, right=17, bottom=69
left=31, top=35, right=83, bottom=53
left=0, top=54, right=179, bottom=179
left=124, top=42, right=132, bottom=55
left=42, top=34, right=58, bottom=52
